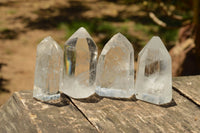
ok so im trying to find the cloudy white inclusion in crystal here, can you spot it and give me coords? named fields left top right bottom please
left=135, top=36, right=172, bottom=105
left=33, top=36, right=63, bottom=101
left=95, top=33, right=134, bottom=98
left=61, top=27, right=98, bottom=98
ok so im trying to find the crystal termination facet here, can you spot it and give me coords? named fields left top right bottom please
left=33, top=36, right=63, bottom=101
left=95, top=33, right=134, bottom=98
left=135, top=36, right=172, bottom=105
left=61, top=27, right=98, bottom=98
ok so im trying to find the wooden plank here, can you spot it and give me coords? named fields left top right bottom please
left=72, top=91, right=200, bottom=132
left=173, top=75, right=200, bottom=106
left=1, top=76, right=200, bottom=132
left=0, top=91, right=97, bottom=133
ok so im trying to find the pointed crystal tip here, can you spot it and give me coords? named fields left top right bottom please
left=38, top=36, right=61, bottom=51
left=45, top=36, right=53, bottom=39
left=78, top=27, right=87, bottom=32
left=115, top=32, right=123, bottom=37
left=150, top=36, right=163, bottom=44
left=152, top=36, right=160, bottom=39
left=66, top=27, right=92, bottom=42
left=41, top=36, right=53, bottom=43
left=112, top=32, right=126, bottom=40
left=40, top=36, right=55, bottom=43
left=150, top=36, right=163, bottom=43
left=101, top=32, right=133, bottom=55
left=139, top=36, right=167, bottom=56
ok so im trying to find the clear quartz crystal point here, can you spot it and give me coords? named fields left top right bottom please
left=95, top=33, right=134, bottom=98
left=33, top=36, right=63, bottom=101
left=61, top=27, right=98, bottom=98
left=135, top=36, right=172, bottom=105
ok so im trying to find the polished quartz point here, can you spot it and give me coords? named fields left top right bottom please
left=95, top=33, right=134, bottom=98
left=33, top=36, right=63, bottom=101
left=61, top=27, right=98, bottom=98
left=135, top=36, right=172, bottom=105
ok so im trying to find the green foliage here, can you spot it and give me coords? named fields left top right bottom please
left=57, top=21, right=92, bottom=38
left=159, top=28, right=178, bottom=46
left=56, top=0, right=184, bottom=50
left=134, top=22, right=178, bottom=47
left=96, top=22, right=115, bottom=34
left=5, top=49, right=13, bottom=55
left=58, top=19, right=178, bottom=50
left=134, top=23, right=159, bottom=38
left=57, top=20, right=129, bottom=48
left=7, top=10, right=17, bottom=15
left=0, top=28, right=5, bottom=32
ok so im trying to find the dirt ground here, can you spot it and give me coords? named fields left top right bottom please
left=0, top=0, right=68, bottom=105
left=0, top=0, right=149, bottom=106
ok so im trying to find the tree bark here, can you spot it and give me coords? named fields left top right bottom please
left=193, top=0, right=200, bottom=53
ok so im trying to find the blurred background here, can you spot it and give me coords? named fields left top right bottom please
left=0, top=0, right=200, bottom=106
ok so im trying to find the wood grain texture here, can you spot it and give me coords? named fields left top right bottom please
left=173, top=75, right=200, bottom=106
left=0, top=91, right=97, bottom=133
left=1, top=76, right=200, bottom=133
left=72, top=77, right=200, bottom=132
left=72, top=92, right=200, bottom=132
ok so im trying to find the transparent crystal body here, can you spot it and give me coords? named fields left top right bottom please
left=33, top=36, right=63, bottom=101
left=61, top=27, right=98, bottom=98
left=95, top=33, right=134, bottom=98
left=135, top=36, right=172, bottom=105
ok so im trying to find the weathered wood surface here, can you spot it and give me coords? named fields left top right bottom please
left=0, top=76, right=200, bottom=133
left=72, top=91, right=200, bottom=133
left=0, top=91, right=97, bottom=133
left=173, top=76, right=200, bottom=106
